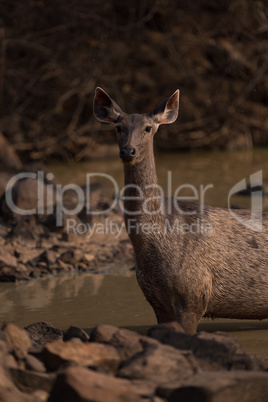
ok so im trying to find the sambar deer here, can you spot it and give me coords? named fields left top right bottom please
left=94, top=87, right=268, bottom=334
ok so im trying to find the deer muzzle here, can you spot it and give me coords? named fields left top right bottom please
left=120, top=147, right=136, bottom=162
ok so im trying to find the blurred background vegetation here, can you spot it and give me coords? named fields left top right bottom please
left=0, top=0, right=268, bottom=162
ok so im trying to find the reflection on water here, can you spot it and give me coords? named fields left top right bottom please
left=0, top=271, right=155, bottom=329
left=0, top=272, right=267, bottom=358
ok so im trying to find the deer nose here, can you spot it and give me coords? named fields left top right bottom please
left=120, top=147, right=136, bottom=162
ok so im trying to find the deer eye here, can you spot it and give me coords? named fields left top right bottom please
left=145, top=125, right=152, bottom=133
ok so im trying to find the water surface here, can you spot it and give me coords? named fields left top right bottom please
left=0, top=272, right=267, bottom=357
left=1, top=148, right=268, bottom=357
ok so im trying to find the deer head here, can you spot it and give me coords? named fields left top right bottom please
left=94, top=87, right=180, bottom=165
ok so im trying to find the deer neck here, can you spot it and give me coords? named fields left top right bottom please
left=123, top=144, right=163, bottom=219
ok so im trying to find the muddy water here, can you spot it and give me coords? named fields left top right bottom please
left=49, top=147, right=268, bottom=209
left=1, top=148, right=268, bottom=357
left=0, top=272, right=267, bottom=357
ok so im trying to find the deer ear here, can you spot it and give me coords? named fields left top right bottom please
left=94, top=87, right=125, bottom=123
left=150, top=89, right=180, bottom=125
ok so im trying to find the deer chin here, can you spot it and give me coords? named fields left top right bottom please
left=121, top=158, right=138, bottom=166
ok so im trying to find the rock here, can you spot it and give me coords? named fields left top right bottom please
left=0, top=321, right=267, bottom=401
left=91, top=324, right=159, bottom=361
left=83, top=253, right=95, bottom=263
left=0, top=331, right=9, bottom=345
left=149, top=322, right=249, bottom=371
left=42, top=341, right=120, bottom=373
left=42, top=250, right=58, bottom=265
left=9, top=368, right=56, bottom=394
left=0, top=389, right=25, bottom=402
left=48, top=365, right=156, bottom=402
left=0, top=341, right=24, bottom=402
left=25, top=322, right=63, bottom=346
left=0, top=250, right=17, bottom=268
left=3, top=323, right=32, bottom=352
left=63, top=326, right=89, bottom=342
left=0, top=266, right=29, bottom=282
left=148, top=321, right=185, bottom=337
left=14, top=245, right=42, bottom=265
left=5, top=353, right=18, bottom=369
left=24, top=354, right=46, bottom=372
left=31, top=390, right=49, bottom=402
left=119, top=343, right=200, bottom=384
left=60, top=249, right=83, bottom=265
left=157, top=371, right=268, bottom=402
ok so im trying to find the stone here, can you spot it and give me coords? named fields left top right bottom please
left=3, top=323, right=32, bottom=352
left=91, top=324, right=159, bottom=361
left=5, top=353, right=18, bottom=369
left=119, top=343, right=200, bottom=384
left=42, top=341, right=120, bottom=373
left=9, top=367, right=56, bottom=393
left=16, top=248, right=44, bottom=265
left=60, top=249, right=83, bottom=264
left=157, top=371, right=268, bottom=402
left=49, top=366, right=156, bottom=402
left=0, top=250, right=17, bottom=268
left=0, top=266, right=29, bottom=282
left=149, top=322, right=247, bottom=371
left=25, top=322, right=63, bottom=346
left=148, top=321, right=185, bottom=337
left=0, top=389, right=25, bottom=402
left=24, top=354, right=46, bottom=372
left=83, top=253, right=95, bottom=263
left=31, top=390, right=49, bottom=402
left=0, top=341, right=25, bottom=401
left=63, top=326, right=89, bottom=342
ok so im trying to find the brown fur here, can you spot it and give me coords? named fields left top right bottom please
left=94, top=87, right=268, bottom=334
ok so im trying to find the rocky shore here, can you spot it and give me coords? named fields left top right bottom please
left=0, top=201, right=133, bottom=282
left=0, top=321, right=267, bottom=402
left=0, top=132, right=134, bottom=282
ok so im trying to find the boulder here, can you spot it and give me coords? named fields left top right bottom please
left=9, top=368, right=56, bottom=394
left=119, top=343, right=200, bottom=384
left=63, top=326, right=89, bottom=342
left=25, top=322, right=63, bottom=346
left=91, top=324, right=159, bottom=361
left=157, top=371, right=268, bottom=402
left=49, top=365, right=156, bottom=402
left=42, top=341, right=120, bottom=373
left=148, top=322, right=260, bottom=371
left=3, top=323, right=32, bottom=353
